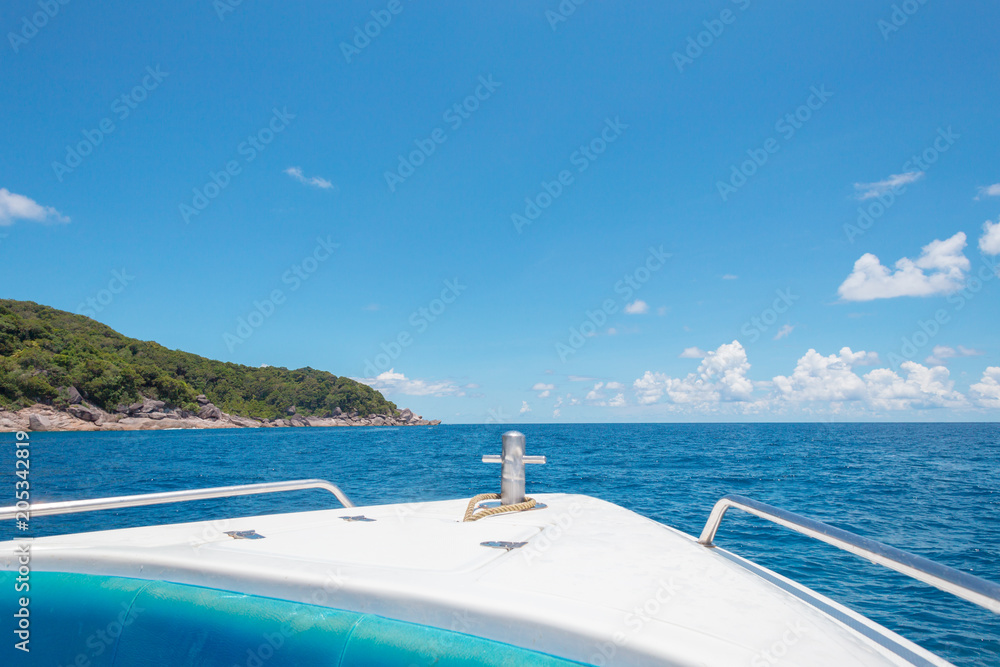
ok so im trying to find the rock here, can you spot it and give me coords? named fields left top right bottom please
left=429, top=419, right=441, bottom=425
left=349, top=410, right=358, bottom=418
left=399, top=408, right=413, bottom=422
left=286, top=406, right=297, bottom=415
left=372, top=416, right=385, bottom=426
left=66, top=386, right=83, bottom=404
left=273, top=419, right=288, bottom=428
left=28, top=414, right=50, bottom=431
left=332, top=406, right=343, bottom=417
left=196, top=395, right=210, bottom=406
left=228, top=415, right=263, bottom=428
left=414, top=419, right=430, bottom=425
left=129, top=398, right=166, bottom=415
left=198, top=404, right=223, bottom=420
left=67, top=404, right=101, bottom=422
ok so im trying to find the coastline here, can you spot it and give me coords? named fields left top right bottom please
left=0, top=402, right=440, bottom=432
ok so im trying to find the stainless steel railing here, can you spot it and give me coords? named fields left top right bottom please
left=0, top=478, right=354, bottom=521
left=698, top=494, right=1000, bottom=614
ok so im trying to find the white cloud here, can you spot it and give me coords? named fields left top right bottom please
left=924, top=345, right=983, bottom=366
left=357, top=369, right=464, bottom=396
left=854, top=171, right=923, bottom=200
left=624, top=341, right=1000, bottom=414
left=585, top=381, right=625, bottom=406
left=971, top=367, right=1000, bottom=408
left=771, top=349, right=963, bottom=410
left=863, top=362, right=966, bottom=410
left=980, top=219, right=1000, bottom=255
left=772, top=348, right=878, bottom=402
left=837, top=232, right=969, bottom=301
left=634, top=341, right=753, bottom=405
left=284, top=166, right=335, bottom=190
left=519, top=400, right=531, bottom=414
left=567, top=375, right=595, bottom=382
left=722, top=274, right=738, bottom=280
left=773, top=324, right=795, bottom=340
left=605, top=333, right=1000, bottom=414
left=624, top=299, right=649, bottom=314
left=975, top=184, right=1000, bottom=200
left=679, top=347, right=706, bottom=359
left=553, top=409, right=561, bottom=418
left=0, top=188, right=69, bottom=226
left=532, top=382, right=554, bottom=398
left=607, top=327, right=617, bottom=335
left=657, top=306, right=668, bottom=316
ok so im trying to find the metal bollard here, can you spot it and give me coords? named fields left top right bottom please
left=482, top=431, right=546, bottom=505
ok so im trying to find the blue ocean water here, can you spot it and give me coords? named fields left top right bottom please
left=1, top=423, right=997, bottom=666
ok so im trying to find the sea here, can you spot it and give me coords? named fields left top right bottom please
left=1, top=423, right=997, bottom=666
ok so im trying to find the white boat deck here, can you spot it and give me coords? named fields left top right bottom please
left=0, top=493, right=952, bottom=666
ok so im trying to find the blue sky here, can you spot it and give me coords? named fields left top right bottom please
left=2, top=0, right=999, bottom=422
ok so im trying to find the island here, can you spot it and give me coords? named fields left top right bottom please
left=0, top=299, right=439, bottom=432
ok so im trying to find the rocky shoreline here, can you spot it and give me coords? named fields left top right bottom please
left=0, top=395, right=440, bottom=432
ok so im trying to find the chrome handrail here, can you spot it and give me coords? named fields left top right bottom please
left=698, top=494, right=1000, bottom=614
left=0, top=478, right=354, bottom=521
